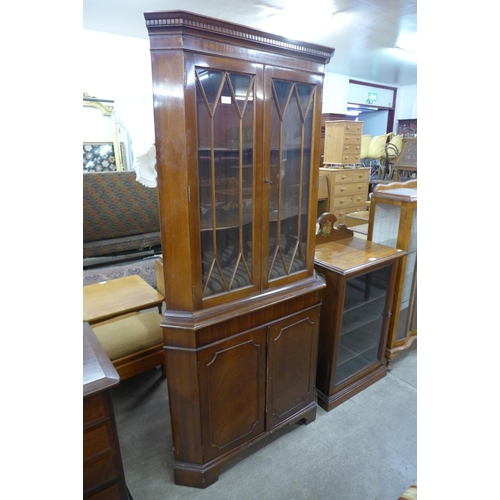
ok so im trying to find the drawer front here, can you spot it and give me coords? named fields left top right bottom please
left=340, top=153, right=360, bottom=163
left=343, top=122, right=363, bottom=134
left=333, top=205, right=366, bottom=223
left=333, top=182, right=368, bottom=196
left=84, top=393, right=110, bottom=429
left=352, top=194, right=367, bottom=205
left=342, top=143, right=360, bottom=154
left=331, top=171, right=355, bottom=183
left=343, top=134, right=362, bottom=145
left=84, top=453, right=118, bottom=492
left=332, top=196, right=357, bottom=209
left=331, top=168, right=369, bottom=183
left=351, top=169, right=369, bottom=182
left=84, top=421, right=113, bottom=462
left=85, top=482, right=123, bottom=500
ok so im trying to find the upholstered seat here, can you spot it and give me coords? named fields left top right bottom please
left=92, top=311, right=165, bottom=380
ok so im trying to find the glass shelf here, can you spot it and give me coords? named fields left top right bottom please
left=334, top=264, right=392, bottom=387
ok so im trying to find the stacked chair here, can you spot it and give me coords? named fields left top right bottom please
left=364, top=133, right=392, bottom=179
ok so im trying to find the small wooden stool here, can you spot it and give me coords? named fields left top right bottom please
left=92, top=311, right=165, bottom=381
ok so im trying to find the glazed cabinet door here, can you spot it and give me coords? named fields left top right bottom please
left=333, top=264, right=393, bottom=388
left=262, top=67, right=323, bottom=289
left=188, top=54, right=265, bottom=306
left=266, top=307, right=320, bottom=429
left=197, top=328, right=267, bottom=463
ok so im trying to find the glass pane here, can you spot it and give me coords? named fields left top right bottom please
left=268, top=79, right=314, bottom=281
left=335, top=265, right=392, bottom=386
left=196, top=69, right=255, bottom=298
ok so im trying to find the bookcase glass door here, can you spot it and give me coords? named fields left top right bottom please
left=196, top=68, right=256, bottom=298
left=371, top=204, right=417, bottom=341
left=268, top=79, right=315, bottom=281
left=335, top=264, right=393, bottom=386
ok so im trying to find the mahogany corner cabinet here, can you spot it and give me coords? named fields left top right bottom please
left=144, top=10, right=334, bottom=488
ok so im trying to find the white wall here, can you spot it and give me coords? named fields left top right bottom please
left=395, top=84, right=417, bottom=121
left=360, top=111, right=389, bottom=137
left=323, top=71, right=417, bottom=124
left=83, top=30, right=156, bottom=171
left=82, top=32, right=417, bottom=154
left=322, top=73, right=350, bottom=114
left=348, top=83, right=394, bottom=108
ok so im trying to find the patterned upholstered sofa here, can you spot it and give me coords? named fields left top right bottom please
left=83, top=171, right=161, bottom=259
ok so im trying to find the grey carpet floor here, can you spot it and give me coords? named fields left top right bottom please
left=111, top=341, right=417, bottom=500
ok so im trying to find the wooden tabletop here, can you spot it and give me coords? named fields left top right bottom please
left=83, top=275, right=164, bottom=324
left=315, top=237, right=406, bottom=276
left=83, top=322, right=119, bottom=397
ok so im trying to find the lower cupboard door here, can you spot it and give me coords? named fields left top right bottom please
left=198, top=327, right=267, bottom=462
left=266, top=308, right=319, bottom=429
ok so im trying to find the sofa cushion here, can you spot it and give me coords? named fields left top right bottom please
left=92, top=312, right=163, bottom=361
left=83, top=171, right=160, bottom=244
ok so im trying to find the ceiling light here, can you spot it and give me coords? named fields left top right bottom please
left=396, top=32, right=417, bottom=53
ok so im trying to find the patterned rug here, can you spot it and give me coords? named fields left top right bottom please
left=83, top=256, right=159, bottom=290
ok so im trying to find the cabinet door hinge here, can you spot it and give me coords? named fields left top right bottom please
left=197, top=361, right=200, bottom=376
left=188, top=185, right=191, bottom=202
left=184, top=71, right=187, bottom=87
left=192, top=285, right=195, bottom=301
left=387, top=310, right=392, bottom=319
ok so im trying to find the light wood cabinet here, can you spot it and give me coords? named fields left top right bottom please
left=323, top=120, right=363, bottom=166
left=144, top=10, right=332, bottom=488
left=367, top=180, right=417, bottom=368
left=319, top=167, right=369, bottom=226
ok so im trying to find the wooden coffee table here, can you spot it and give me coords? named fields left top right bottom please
left=83, top=275, right=164, bottom=325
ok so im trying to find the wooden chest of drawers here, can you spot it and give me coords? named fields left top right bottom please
left=83, top=322, right=131, bottom=500
left=319, top=167, right=370, bottom=226
left=323, top=120, right=363, bottom=166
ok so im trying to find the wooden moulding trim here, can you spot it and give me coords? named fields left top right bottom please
left=160, top=273, right=326, bottom=331
left=172, top=400, right=317, bottom=485
left=316, top=365, right=387, bottom=411
left=371, top=188, right=417, bottom=203
left=144, top=11, right=334, bottom=63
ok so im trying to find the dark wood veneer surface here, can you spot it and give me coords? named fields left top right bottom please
left=146, top=10, right=332, bottom=488
left=83, top=323, right=130, bottom=500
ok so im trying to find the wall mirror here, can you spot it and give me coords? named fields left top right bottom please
left=83, top=93, right=129, bottom=172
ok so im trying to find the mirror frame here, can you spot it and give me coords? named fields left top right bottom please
left=83, top=92, right=125, bottom=171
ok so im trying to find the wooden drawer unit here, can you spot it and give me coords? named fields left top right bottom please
left=323, top=120, right=363, bottom=166
left=319, top=167, right=370, bottom=226
left=83, top=323, right=131, bottom=500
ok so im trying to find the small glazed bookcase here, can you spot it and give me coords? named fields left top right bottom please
left=367, top=180, right=417, bottom=367
left=313, top=213, right=405, bottom=410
